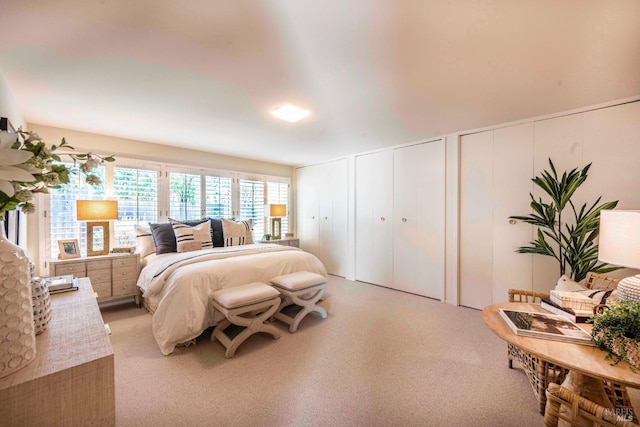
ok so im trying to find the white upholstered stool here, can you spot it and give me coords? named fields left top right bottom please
left=270, top=271, right=327, bottom=333
left=210, top=282, right=281, bottom=358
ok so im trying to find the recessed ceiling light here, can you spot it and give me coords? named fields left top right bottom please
left=271, top=104, right=310, bottom=123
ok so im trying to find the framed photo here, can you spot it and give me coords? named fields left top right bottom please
left=57, top=239, right=80, bottom=259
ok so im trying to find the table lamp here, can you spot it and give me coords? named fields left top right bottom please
left=598, top=210, right=640, bottom=303
left=268, top=204, right=286, bottom=240
left=76, top=200, right=119, bottom=256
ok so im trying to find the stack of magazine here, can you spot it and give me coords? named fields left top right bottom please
left=45, top=275, right=79, bottom=294
left=499, top=308, right=595, bottom=346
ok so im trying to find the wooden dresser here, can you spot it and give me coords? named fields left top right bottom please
left=0, top=278, right=115, bottom=426
left=49, top=252, right=140, bottom=304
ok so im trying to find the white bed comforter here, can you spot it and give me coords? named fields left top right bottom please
left=137, top=244, right=327, bottom=355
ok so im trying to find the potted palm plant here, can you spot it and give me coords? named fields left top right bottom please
left=509, top=159, right=619, bottom=282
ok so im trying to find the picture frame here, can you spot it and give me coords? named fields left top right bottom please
left=57, top=239, right=81, bottom=259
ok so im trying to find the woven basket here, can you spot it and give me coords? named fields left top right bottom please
left=613, top=337, right=640, bottom=370
left=31, top=277, right=52, bottom=335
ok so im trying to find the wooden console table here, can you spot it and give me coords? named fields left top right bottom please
left=0, top=277, right=115, bottom=426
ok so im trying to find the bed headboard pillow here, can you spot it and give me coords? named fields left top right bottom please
left=235, top=219, right=254, bottom=244
left=170, top=219, right=213, bottom=252
left=221, top=218, right=253, bottom=246
left=134, top=224, right=156, bottom=258
left=150, top=222, right=177, bottom=254
left=206, top=218, right=224, bottom=247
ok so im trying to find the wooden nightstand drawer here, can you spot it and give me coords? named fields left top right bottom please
left=112, top=266, right=138, bottom=283
left=112, top=280, right=137, bottom=297
left=87, top=268, right=111, bottom=284
left=92, top=281, right=112, bottom=299
left=86, top=259, right=111, bottom=271
left=53, top=262, right=86, bottom=276
left=112, top=257, right=137, bottom=268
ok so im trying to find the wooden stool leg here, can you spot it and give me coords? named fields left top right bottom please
left=275, top=285, right=327, bottom=333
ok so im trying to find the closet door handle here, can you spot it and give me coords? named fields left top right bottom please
left=324, top=216, right=328, bottom=220
left=509, top=219, right=516, bottom=225
left=380, top=217, right=385, bottom=221
left=402, top=218, right=407, bottom=223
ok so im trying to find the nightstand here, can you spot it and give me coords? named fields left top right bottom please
left=49, top=252, right=140, bottom=305
left=259, top=237, right=299, bottom=248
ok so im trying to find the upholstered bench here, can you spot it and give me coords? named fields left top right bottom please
left=270, top=271, right=327, bottom=333
left=210, top=282, right=281, bottom=358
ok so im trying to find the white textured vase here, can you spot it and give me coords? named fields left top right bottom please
left=0, top=225, right=36, bottom=379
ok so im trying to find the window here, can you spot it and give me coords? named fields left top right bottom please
left=169, top=171, right=201, bottom=221
left=49, top=164, right=105, bottom=258
left=204, top=175, right=232, bottom=218
left=113, top=166, right=159, bottom=247
left=239, top=179, right=265, bottom=238
left=267, top=181, right=289, bottom=235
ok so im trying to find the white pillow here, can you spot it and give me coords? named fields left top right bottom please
left=170, top=219, right=213, bottom=252
left=134, top=225, right=156, bottom=258
left=222, top=218, right=253, bottom=246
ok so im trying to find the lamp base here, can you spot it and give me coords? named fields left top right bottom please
left=617, top=274, right=640, bottom=304
left=87, top=221, right=110, bottom=256
left=270, top=217, right=282, bottom=240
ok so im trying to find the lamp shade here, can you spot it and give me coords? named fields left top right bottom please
left=269, top=204, right=287, bottom=217
left=76, top=200, right=119, bottom=221
left=598, top=210, right=640, bottom=269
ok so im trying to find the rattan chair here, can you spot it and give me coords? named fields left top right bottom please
left=507, top=272, right=629, bottom=415
left=544, top=383, right=636, bottom=427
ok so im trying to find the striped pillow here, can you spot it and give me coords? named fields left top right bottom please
left=221, top=218, right=253, bottom=246
left=170, top=219, right=213, bottom=252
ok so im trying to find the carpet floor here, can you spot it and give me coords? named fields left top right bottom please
left=101, top=275, right=545, bottom=426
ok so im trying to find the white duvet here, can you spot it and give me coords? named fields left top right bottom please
left=137, top=244, right=327, bottom=355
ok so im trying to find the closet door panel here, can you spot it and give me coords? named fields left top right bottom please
left=492, top=124, right=534, bottom=303
left=319, top=159, right=348, bottom=276
left=532, top=115, right=583, bottom=291
left=295, top=165, right=319, bottom=257
left=459, top=131, right=494, bottom=309
left=355, top=151, right=393, bottom=286
left=393, top=140, right=445, bottom=299
left=582, top=101, right=640, bottom=211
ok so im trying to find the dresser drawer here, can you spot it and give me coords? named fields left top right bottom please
left=86, top=259, right=111, bottom=271
left=87, top=268, right=111, bottom=284
left=112, top=266, right=138, bottom=284
left=53, top=262, right=86, bottom=277
left=92, top=281, right=112, bottom=299
left=112, top=280, right=137, bottom=297
left=112, top=257, right=137, bottom=269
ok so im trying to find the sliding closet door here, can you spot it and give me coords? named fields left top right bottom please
left=491, top=124, right=534, bottom=302
left=459, top=131, right=494, bottom=309
left=318, top=159, right=348, bottom=277
left=393, top=140, right=445, bottom=300
left=355, top=151, right=393, bottom=286
left=296, top=165, right=319, bottom=256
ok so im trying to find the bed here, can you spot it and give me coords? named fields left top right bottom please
left=137, top=243, right=327, bottom=355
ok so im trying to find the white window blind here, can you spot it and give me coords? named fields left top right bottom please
left=239, top=179, right=265, bottom=238
left=113, top=166, right=158, bottom=247
left=267, top=181, right=289, bottom=235
left=49, top=164, right=105, bottom=259
left=204, top=175, right=232, bottom=218
left=169, top=172, right=201, bottom=221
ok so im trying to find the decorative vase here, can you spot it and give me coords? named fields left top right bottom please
left=31, top=277, right=52, bottom=335
left=0, top=225, right=37, bottom=379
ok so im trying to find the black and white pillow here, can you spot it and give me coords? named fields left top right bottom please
left=170, top=219, right=213, bottom=252
left=221, top=218, right=253, bottom=246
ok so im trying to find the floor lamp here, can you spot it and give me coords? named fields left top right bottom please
left=76, top=200, right=119, bottom=256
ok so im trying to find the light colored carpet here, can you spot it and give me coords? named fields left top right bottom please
left=101, top=275, right=544, bottom=426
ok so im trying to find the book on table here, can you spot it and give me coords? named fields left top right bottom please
left=540, top=298, right=593, bottom=323
left=499, top=308, right=595, bottom=346
left=45, top=275, right=75, bottom=292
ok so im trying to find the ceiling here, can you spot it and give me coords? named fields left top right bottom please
left=1, top=1, right=639, bottom=166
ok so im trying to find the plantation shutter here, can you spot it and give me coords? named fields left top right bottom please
left=204, top=175, right=232, bottom=218
left=113, top=166, right=159, bottom=247
left=267, top=181, right=289, bottom=235
left=169, top=172, right=202, bottom=221
left=239, top=179, right=264, bottom=238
